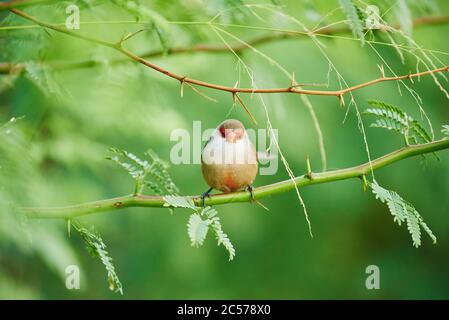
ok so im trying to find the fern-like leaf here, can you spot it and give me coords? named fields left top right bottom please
left=187, top=213, right=210, bottom=247
left=201, top=207, right=235, bottom=261
left=146, top=149, right=179, bottom=195
left=72, top=222, right=123, bottom=294
left=182, top=205, right=236, bottom=260
left=364, top=100, right=431, bottom=144
left=410, top=120, right=432, bottom=143
left=371, top=181, right=436, bottom=247
left=386, top=191, right=408, bottom=225
left=163, top=196, right=195, bottom=209
left=107, top=148, right=179, bottom=196
left=339, top=0, right=365, bottom=45
left=24, top=62, right=66, bottom=99
left=106, top=152, right=143, bottom=180
left=442, top=125, right=449, bottom=137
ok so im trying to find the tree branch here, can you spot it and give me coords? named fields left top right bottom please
left=7, top=9, right=449, bottom=100
left=2, top=13, right=449, bottom=74
left=20, top=138, right=449, bottom=220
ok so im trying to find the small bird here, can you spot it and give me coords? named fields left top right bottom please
left=201, top=119, right=258, bottom=204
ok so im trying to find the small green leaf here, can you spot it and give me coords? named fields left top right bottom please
left=187, top=213, right=210, bottom=247
left=72, top=221, right=123, bottom=294
left=200, top=207, right=235, bottom=261
left=364, top=100, right=432, bottom=144
left=339, top=0, right=365, bottom=45
left=371, top=181, right=436, bottom=247
left=24, top=62, right=66, bottom=99
left=107, top=148, right=179, bottom=196
left=163, top=196, right=195, bottom=209
left=442, top=125, right=449, bottom=137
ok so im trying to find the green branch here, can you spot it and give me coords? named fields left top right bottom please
left=21, top=139, right=449, bottom=219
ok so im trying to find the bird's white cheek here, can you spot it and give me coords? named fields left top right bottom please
left=202, top=137, right=257, bottom=165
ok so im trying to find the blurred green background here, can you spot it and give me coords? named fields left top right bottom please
left=1, top=0, right=449, bottom=299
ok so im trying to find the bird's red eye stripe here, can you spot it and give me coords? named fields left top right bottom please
left=219, top=125, right=226, bottom=137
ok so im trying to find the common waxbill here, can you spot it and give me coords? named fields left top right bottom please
left=201, top=119, right=258, bottom=203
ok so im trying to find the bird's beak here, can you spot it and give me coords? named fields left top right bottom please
left=226, top=131, right=237, bottom=143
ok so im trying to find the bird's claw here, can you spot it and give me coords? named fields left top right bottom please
left=201, top=187, right=213, bottom=207
left=247, top=185, right=255, bottom=202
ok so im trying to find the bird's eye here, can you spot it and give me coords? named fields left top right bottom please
left=219, top=125, right=226, bottom=137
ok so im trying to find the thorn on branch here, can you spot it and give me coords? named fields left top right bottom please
left=361, top=175, right=368, bottom=191
left=338, top=94, right=345, bottom=107
left=185, top=82, right=218, bottom=102
left=118, top=29, right=145, bottom=47
left=291, top=71, right=297, bottom=87
left=288, top=72, right=298, bottom=92
left=234, top=93, right=258, bottom=125
left=305, top=156, right=314, bottom=180
left=179, top=76, right=186, bottom=97
left=232, top=92, right=237, bottom=108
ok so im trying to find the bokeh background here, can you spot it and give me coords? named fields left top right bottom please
left=1, top=0, right=449, bottom=299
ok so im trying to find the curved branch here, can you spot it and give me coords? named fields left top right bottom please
left=8, top=9, right=449, bottom=100
left=2, top=14, right=449, bottom=74
left=21, top=138, right=449, bottom=219
left=0, top=20, right=444, bottom=73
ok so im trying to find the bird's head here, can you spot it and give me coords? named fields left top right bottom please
left=217, top=119, right=246, bottom=143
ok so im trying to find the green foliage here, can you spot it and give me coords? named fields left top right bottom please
left=0, top=117, right=82, bottom=296
left=206, top=207, right=236, bottom=261
left=163, top=196, right=235, bottom=260
left=112, top=0, right=171, bottom=53
left=409, top=0, right=439, bottom=15
left=1, top=0, right=448, bottom=299
left=364, top=100, right=432, bottom=145
left=71, top=221, right=123, bottom=294
left=395, top=0, right=413, bottom=38
left=442, top=125, right=449, bottom=137
left=187, top=213, right=210, bottom=247
left=24, top=62, right=66, bottom=99
left=0, top=74, right=19, bottom=94
left=0, top=14, right=48, bottom=61
left=371, top=181, right=437, bottom=247
left=163, top=195, right=195, bottom=209
left=107, top=148, right=179, bottom=196
left=339, top=0, right=365, bottom=45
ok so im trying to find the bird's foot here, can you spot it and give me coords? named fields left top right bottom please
left=201, top=187, right=213, bottom=207
left=246, top=185, right=255, bottom=202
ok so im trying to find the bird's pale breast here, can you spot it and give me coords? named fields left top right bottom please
left=201, top=134, right=258, bottom=192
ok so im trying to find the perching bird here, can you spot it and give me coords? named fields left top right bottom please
left=201, top=119, right=258, bottom=204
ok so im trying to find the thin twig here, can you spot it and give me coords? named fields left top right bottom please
left=8, top=9, right=449, bottom=101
